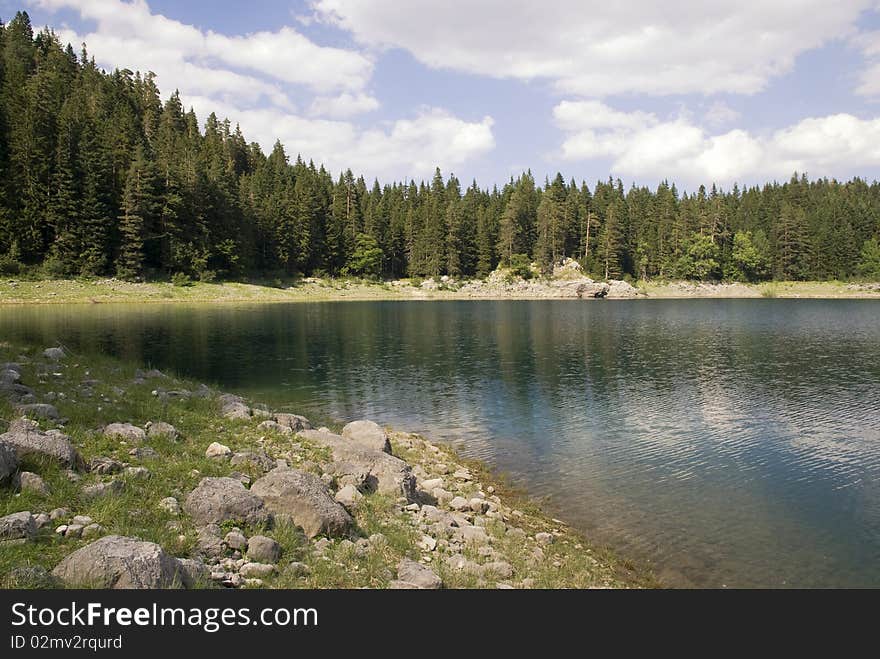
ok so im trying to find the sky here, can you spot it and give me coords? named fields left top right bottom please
left=4, top=0, right=880, bottom=192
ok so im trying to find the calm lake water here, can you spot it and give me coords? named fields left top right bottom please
left=1, top=299, right=879, bottom=587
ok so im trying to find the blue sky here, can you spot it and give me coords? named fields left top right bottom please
left=5, top=0, right=880, bottom=192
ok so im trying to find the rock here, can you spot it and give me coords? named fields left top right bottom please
left=52, top=535, right=186, bottom=589
left=196, top=525, right=225, bottom=558
left=453, top=468, right=472, bottom=481
left=457, top=525, right=490, bottom=544
left=1, top=418, right=82, bottom=468
left=124, top=466, right=150, bottom=480
left=239, top=562, right=276, bottom=579
left=251, top=468, right=353, bottom=539
left=299, top=429, right=416, bottom=501
left=220, top=397, right=251, bottom=420
left=0, top=511, right=36, bottom=541
left=49, top=507, right=70, bottom=521
left=89, top=456, right=123, bottom=475
left=33, top=513, right=50, bottom=528
left=158, top=497, right=180, bottom=515
left=388, top=580, right=421, bottom=589
left=224, top=530, right=248, bottom=550
left=43, top=347, right=65, bottom=361
left=247, top=535, right=281, bottom=563
left=334, top=484, right=363, bottom=509
left=178, top=558, right=210, bottom=588
left=129, top=446, right=158, bottom=460
left=469, top=498, right=490, bottom=514
left=396, top=557, right=443, bottom=589
left=257, top=420, right=293, bottom=435
left=18, top=471, right=49, bottom=496
left=283, top=561, right=310, bottom=578
left=15, top=403, right=61, bottom=422
left=273, top=413, right=311, bottom=432
left=535, top=532, right=555, bottom=546
left=82, top=480, right=124, bottom=500
left=420, top=477, right=444, bottom=492
left=184, top=477, right=269, bottom=526
left=433, top=488, right=453, bottom=504
left=449, top=496, right=470, bottom=512
left=0, top=441, right=19, bottom=485
left=342, top=420, right=392, bottom=454
left=55, top=525, right=68, bottom=535
left=0, top=368, right=21, bottom=384
left=230, top=450, right=276, bottom=473
left=205, top=442, right=232, bottom=459
left=444, top=554, right=482, bottom=576
left=81, top=523, right=104, bottom=539
left=103, top=423, right=146, bottom=443
left=72, top=515, right=93, bottom=526
left=146, top=421, right=179, bottom=440
left=417, top=535, right=437, bottom=551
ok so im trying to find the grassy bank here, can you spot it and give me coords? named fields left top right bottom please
left=0, top=341, right=653, bottom=589
left=1, top=277, right=879, bottom=305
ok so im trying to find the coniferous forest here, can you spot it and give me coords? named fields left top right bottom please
left=1, top=12, right=880, bottom=284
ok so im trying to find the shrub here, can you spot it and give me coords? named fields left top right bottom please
left=171, top=272, right=193, bottom=287
left=508, top=253, right=533, bottom=280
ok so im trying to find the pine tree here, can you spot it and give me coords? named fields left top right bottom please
left=117, top=146, right=159, bottom=280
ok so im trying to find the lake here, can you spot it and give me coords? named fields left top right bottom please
left=1, top=299, right=878, bottom=587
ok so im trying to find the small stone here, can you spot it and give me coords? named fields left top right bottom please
left=146, top=422, right=179, bottom=440
left=72, top=515, right=94, bottom=526
left=103, top=423, right=146, bottom=443
left=535, top=532, right=555, bottom=545
left=82, top=480, right=124, bottom=500
left=64, top=524, right=84, bottom=538
left=397, top=557, right=442, bottom=589
left=205, top=442, right=232, bottom=459
left=124, top=466, right=151, bottom=480
left=158, top=497, right=180, bottom=515
left=89, top=457, right=123, bottom=475
left=224, top=531, right=248, bottom=551
left=82, top=523, right=104, bottom=539
left=50, top=507, right=70, bottom=521
left=284, top=562, right=310, bottom=578
left=449, top=496, right=470, bottom=512
left=469, top=498, right=489, bottom=514
left=55, top=525, right=68, bottom=535
left=33, top=513, right=50, bottom=528
left=420, top=478, right=444, bottom=491
left=417, top=535, right=437, bottom=551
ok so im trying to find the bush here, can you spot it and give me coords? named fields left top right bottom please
left=0, top=253, right=22, bottom=276
left=40, top=253, right=69, bottom=278
left=198, top=269, right=216, bottom=283
left=171, top=272, right=193, bottom=287
left=508, top=253, right=533, bottom=280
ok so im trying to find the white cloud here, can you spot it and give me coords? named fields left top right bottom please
left=852, top=30, right=880, bottom=95
left=554, top=101, right=880, bottom=185
left=703, top=101, right=741, bottom=127
left=314, top=0, right=870, bottom=97
left=309, top=92, right=380, bottom=118
left=34, top=0, right=373, bottom=95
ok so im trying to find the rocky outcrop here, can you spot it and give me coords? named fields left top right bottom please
left=52, top=536, right=186, bottom=589
left=342, top=420, right=392, bottom=454
left=251, top=468, right=353, bottom=538
left=184, top=477, right=269, bottom=526
left=298, top=429, right=416, bottom=501
left=0, top=418, right=82, bottom=468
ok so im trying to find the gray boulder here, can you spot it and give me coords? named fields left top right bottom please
left=298, top=429, right=416, bottom=501
left=251, top=468, right=353, bottom=539
left=184, top=477, right=269, bottom=526
left=0, top=441, right=18, bottom=485
left=0, top=368, right=21, bottom=384
left=0, top=418, right=82, bottom=468
left=247, top=535, right=281, bottom=563
left=52, top=535, right=186, bottom=589
left=146, top=421, right=179, bottom=440
left=103, top=423, right=146, bottom=443
left=397, top=557, right=443, bottom=589
left=273, top=413, right=311, bottom=432
left=0, top=511, right=36, bottom=541
left=15, top=403, right=61, bottom=422
left=342, top=420, right=392, bottom=454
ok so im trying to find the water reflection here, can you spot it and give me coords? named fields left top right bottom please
left=1, top=299, right=878, bottom=587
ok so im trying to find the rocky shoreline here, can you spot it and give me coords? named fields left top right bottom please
left=0, top=344, right=647, bottom=589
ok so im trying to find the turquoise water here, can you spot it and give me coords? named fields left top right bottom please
left=2, top=299, right=879, bottom=587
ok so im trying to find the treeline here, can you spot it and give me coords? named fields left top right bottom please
left=1, top=12, right=879, bottom=283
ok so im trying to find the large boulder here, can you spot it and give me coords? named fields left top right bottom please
left=184, top=477, right=269, bottom=526
left=298, top=429, right=416, bottom=501
left=397, top=557, right=443, bottom=589
left=0, top=418, right=82, bottom=468
left=251, top=468, right=353, bottom=538
left=52, top=536, right=186, bottom=589
left=0, top=511, right=36, bottom=541
left=0, top=441, right=19, bottom=485
left=342, top=420, right=392, bottom=454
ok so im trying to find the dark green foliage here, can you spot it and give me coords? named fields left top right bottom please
left=0, top=14, right=878, bottom=283
left=859, top=238, right=880, bottom=279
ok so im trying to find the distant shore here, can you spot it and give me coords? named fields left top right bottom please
left=1, top=276, right=879, bottom=305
